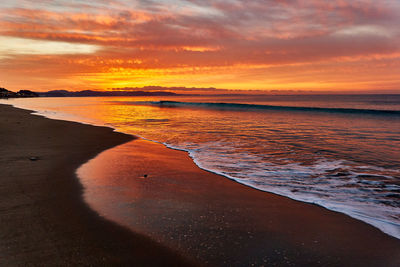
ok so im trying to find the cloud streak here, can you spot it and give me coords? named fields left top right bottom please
left=0, top=0, right=399, bottom=91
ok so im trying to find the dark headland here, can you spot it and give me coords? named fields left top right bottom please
left=0, top=87, right=39, bottom=98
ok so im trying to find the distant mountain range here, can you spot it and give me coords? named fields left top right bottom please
left=37, top=90, right=178, bottom=97
left=111, top=86, right=218, bottom=92
left=1, top=88, right=179, bottom=98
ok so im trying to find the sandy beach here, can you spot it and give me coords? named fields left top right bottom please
left=0, top=104, right=193, bottom=266
left=80, top=139, right=400, bottom=266
left=1, top=103, right=400, bottom=266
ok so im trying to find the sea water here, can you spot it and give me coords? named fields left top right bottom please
left=2, top=94, right=400, bottom=239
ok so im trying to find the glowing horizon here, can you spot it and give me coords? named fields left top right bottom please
left=0, top=1, right=399, bottom=93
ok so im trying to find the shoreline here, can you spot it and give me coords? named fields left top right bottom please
left=0, top=104, right=194, bottom=266
left=6, top=96, right=398, bottom=240
left=161, top=141, right=400, bottom=240
left=78, top=138, right=400, bottom=266
left=1, top=103, right=400, bottom=265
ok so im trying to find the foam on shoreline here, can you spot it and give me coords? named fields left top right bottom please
left=2, top=98, right=399, bottom=240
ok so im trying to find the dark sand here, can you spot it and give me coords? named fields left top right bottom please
left=80, top=139, right=400, bottom=266
left=1, top=104, right=400, bottom=266
left=0, top=104, right=194, bottom=266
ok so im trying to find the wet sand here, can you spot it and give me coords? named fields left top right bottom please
left=1, top=103, right=400, bottom=266
left=0, top=104, right=193, bottom=266
left=80, top=139, right=400, bottom=266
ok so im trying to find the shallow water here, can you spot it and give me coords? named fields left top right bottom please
left=2, top=94, right=400, bottom=239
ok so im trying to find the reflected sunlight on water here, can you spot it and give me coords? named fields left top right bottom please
left=2, top=95, right=400, bottom=239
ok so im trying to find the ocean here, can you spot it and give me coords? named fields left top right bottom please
left=2, top=94, right=400, bottom=239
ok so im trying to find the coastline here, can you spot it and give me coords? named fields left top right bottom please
left=0, top=104, right=194, bottom=266
left=79, top=138, right=400, bottom=266
left=1, top=103, right=400, bottom=266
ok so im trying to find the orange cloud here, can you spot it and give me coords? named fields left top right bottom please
left=0, top=0, right=399, bottom=92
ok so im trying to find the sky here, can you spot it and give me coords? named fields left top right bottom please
left=0, top=0, right=400, bottom=93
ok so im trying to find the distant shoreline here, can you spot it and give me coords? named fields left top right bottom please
left=3, top=85, right=400, bottom=99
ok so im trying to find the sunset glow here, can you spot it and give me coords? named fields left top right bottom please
left=1, top=0, right=399, bottom=92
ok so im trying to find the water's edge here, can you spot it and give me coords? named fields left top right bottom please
left=3, top=101, right=399, bottom=240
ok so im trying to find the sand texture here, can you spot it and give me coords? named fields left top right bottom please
left=0, top=104, right=194, bottom=266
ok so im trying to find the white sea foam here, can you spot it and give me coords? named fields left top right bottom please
left=3, top=97, right=399, bottom=240
left=166, top=142, right=400, bottom=239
